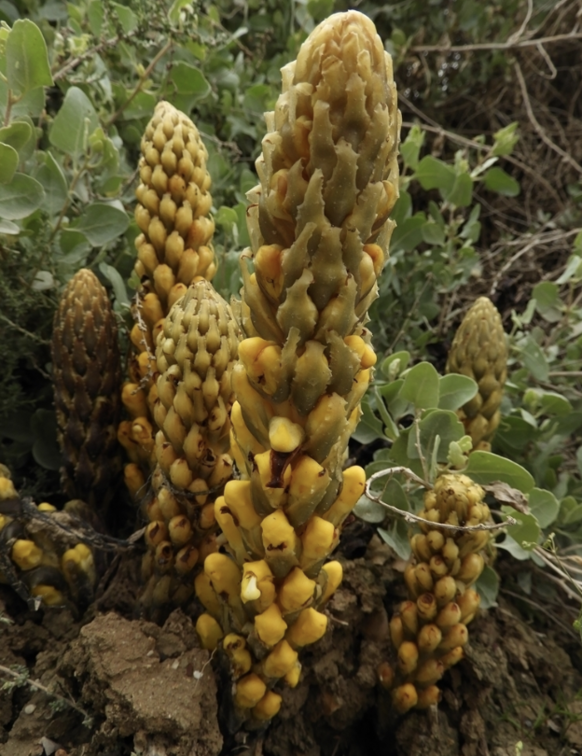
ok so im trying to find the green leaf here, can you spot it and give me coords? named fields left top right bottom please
left=31, top=409, right=61, bottom=471
left=0, top=120, right=32, bottom=153
left=556, top=254, right=582, bottom=285
left=307, top=0, right=335, bottom=22
left=215, top=205, right=239, bottom=231
left=532, top=281, right=562, bottom=322
left=559, top=496, right=582, bottom=526
left=0, top=142, right=18, bottom=184
left=483, top=166, right=520, bottom=197
left=87, top=0, right=104, bottom=35
left=380, top=351, right=410, bottom=381
left=518, top=334, right=549, bottom=381
left=390, top=213, right=425, bottom=253
left=528, top=487, right=559, bottom=529
left=0, top=172, right=44, bottom=219
left=378, top=519, right=411, bottom=560
left=0, top=219, right=19, bottom=234
left=5, top=19, right=53, bottom=96
left=465, top=451, right=535, bottom=493
left=353, top=494, right=385, bottom=524
left=35, top=151, right=68, bottom=216
left=400, top=124, right=425, bottom=170
left=111, top=2, right=138, bottom=33
left=502, top=506, right=540, bottom=550
left=49, top=86, right=99, bottom=158
left=352, top=396, right=384, bottom=444
left=399, top=362, right=440, bottom=410
left=170, top=62, right=211, bottom=99
left=75, top=202, right=129, bottom=245
left=421, top=221, right=445, bottom=246
left=475, top=565, right=499, bottom=609
left=496, top=534, right=534, bottom=561
left=99, top=262, right=129, bottom=307
left=445, top=172, right=473, bottom=207
left=438, top=374, right=478, bottom=411
left=414, top=155, right=455, bottom=193
left=408, top=409, right=465, bottom=463
left=538, top=391, right=572, bottom=417
left=491, top=122, right=519, bottom=156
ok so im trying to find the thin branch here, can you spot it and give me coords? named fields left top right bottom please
left=500, top=589, right=577, bottom=639
left=365, top=467, right=516, bottom=532
left=53, top=34, right=127, bottom=81
left=506, top=0, right=533, bottom=45
left=514, top=61, right=582, bottom=175
left=0, top=314, right=51, bottom=345
left=0, top=664, right=93, bottom=724
left=411, top=31, right=582, bottom=54
left=105, top=39, right=173, bottom=127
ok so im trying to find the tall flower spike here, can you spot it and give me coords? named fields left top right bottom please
left=199, top=10, right=400, bottom=728
left=52, top=269, right=122, bottom=509
left=379, top=474, right=490, bottom=713
left=446, top=297, right=508, bottom=451
left=120, top=102, right=217, bottom=492
left=139, top=280, right=241, bottom=618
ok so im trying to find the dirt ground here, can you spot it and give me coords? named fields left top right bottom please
left=1, top=529, right=581, bottom=756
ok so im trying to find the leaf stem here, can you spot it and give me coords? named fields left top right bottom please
left=105, top=39, right=173, bottom=128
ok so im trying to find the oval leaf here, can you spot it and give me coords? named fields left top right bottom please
left=502, top=506, right=540, bottom=550
left=438, top=374, right=478, bottom=411
left=414, top=155, right=455, bottom=193
left=483, top=166, right=520, bottom=197
left=353, top=494, right=385, bottom=524
left=465, top=451, right=535, bottom=493
left=6, top=19, right=53, bottom=96
left=475, top=565, right=499, bottom=609
left=0, top=172, right=45, bottom=219
left=400, top=362, right=440, bottom=410
left=75, top=203, right=130, bottom=245
left=0, top=121, right=33, bottom=153
left=528, top=487, right=559, bottom=529
left=35, top=151, right=68, bottom=216
left=50, top=87, right=99, bottom=158
left=0, top=142, right=18, bottom=184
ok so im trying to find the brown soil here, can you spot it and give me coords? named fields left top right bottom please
left=1, top=536, right=580, bottom=756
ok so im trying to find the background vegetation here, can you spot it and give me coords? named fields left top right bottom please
left=1, top=0, right=581, bottom=619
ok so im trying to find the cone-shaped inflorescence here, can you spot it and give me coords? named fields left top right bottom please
left=52, top=269, right=122, bottom=509
left=119, top=102, right=217, bottom=496
left=195, top=11, right=400, bottom=727
left=0, top=466, right=97, bottom=609
left=139, top=280, right=241, bottom=616
left=379, top=474, right=489, bottom=713
left=446, top=297, right=508, bottom=451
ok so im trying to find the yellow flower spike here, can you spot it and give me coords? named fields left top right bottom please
left=223, top=634, right=253, bottom=677
left=253, top=691, right=283, bottom=721
left=38, top=502, right=57, bottom=513
left=199, top=503, right=216, bottom=530
left=392, top=684, right=418, bottom=715
left=343, top=335, right=377, bottom=369
left=319, top=560, right=342, bottom=605
left=399, top=601, right=418, bottom=638
left=456, top=552, right=484, bottom=584
left=254, top=244, right=285, bottom=302
left=268, top=417, right=305, bottom=453
left=145, top=520, right=168, bottom=549
left=291, top=340, right=332, bottom=415
left=284, top=660, right=302, bottom=689
left=415, top=658, right=445, bottom=687
left=204, top=552, right=242, bottom=601
left=234, top=674, right=267, bottom=709
left=261, top=509, right=300, bottom=578
left=439, top=623, right=469, bottom=652
left=416, top=593, right=438, bottom=623
left=285, top=607, right=327, bottom=648
left=299, top=516, right=337, bottom=572
left=194, top=571, right=222, bottom=618
left=436, top=601, right=462, bottom=630
left=303, top=393, right=348, bottom=463
left=254, top=603, right=288, bottom=647
left=196, top=613, right=223, bottom=650
left=440, top=646, right=464, bottom=670
left=323, top=465, right=366, bottom=526
left=241, top=560, right=275, bottom=611
left=457, top=588, right=480, bottom=622
left=416, top=685, right=441, bottom=709
left=261, top=640, right=298, bottom=678
left=417, top=624, right=442, bottom=654
left=167, top=515, right=193, bottom=546
left=252, top=450, right=291, bottom=511
left=174, top=545, right=199, bottom=575
left=378, top=662, right=395, bottom=690
left=187, top=477, right=209, bottom=505
left=30, top=584, right=66, bottom=607
left=286, top=456, right=331, bottom=527
left=414, top=562, right=434, bottom=593
left=157, top=486, right=181, bottom=521
left=12, top=540, right=43, bottom=570
left=277, top=567, right=316, bottom=614
left=397, top=641, right=419, bottom=676
left=224, top=480, right=262, bottom=531
left=433, top=575, right=457, bottom=607
left=214, top=497, right=247, bottom=564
